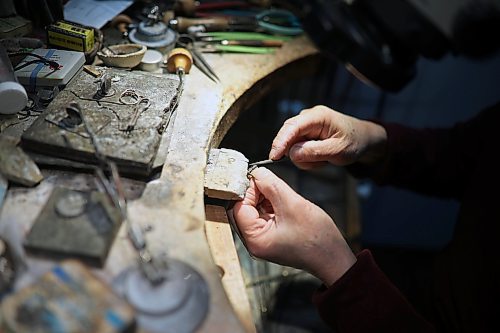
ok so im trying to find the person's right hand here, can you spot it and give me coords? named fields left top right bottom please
left=269, top=105, right=387, bottom=170
left=232, top=167, right=356, bottom=286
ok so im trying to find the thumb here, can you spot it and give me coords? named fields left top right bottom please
left=289, top=138, right=345, bottom=165
left=250, top=167, right=297, bottom=211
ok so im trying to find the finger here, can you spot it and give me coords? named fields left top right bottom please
left=289, top=138, right=337, bottom=162
left=233, top=178, right=271, bottom=233
left=250, top=167, right=298, bottom=211
left=241, top=177, right=260, bottom=206
left=292, top=160, right=328, bottom=170
left=269, top=109, right=327, bottom=160
left=233, top=201, right=265, bottom=234
left=258, top=198, right=274, bottom=215
left=288, top=140, right=332, bottom=169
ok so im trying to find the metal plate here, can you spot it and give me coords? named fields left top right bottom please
left=21, top=67, right=180, bottom=177
left=23, top=187, right=122, bottom=267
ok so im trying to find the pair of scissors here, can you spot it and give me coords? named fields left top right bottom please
left=255, top=9, right=303, bottom=36
left=177, top=34, right=220, bottom=83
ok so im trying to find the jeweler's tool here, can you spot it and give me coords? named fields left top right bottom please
left=249, top=156, right=289, bottom=167
left=129, top=5, right=177, bottom=50
left=120, top=97, right=151, bottom=133
left=166, top=47, right=193, bottom=75
left=164, top=47, right=193, bottom=114
left=177, top=34, right=219, bottom=83
left=194, top=31, right=291, bottom=41
left=169, top=9, right=303, bottom=35
left=218, top=39, right=283, bottom=47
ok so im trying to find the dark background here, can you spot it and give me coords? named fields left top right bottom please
left=222, top=50, right=500, bottom=332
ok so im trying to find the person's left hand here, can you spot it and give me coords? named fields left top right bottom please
left=232, top=167, right=356, bottom=286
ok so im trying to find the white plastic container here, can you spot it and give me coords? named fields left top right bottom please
left=0, top=45, right=27, bottom=114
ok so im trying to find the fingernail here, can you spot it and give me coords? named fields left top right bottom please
left=250, top=166, right=270, bottom=178
left=269, top=148, right=277, bottom=159
left=289, top=144, right=301, bottom=160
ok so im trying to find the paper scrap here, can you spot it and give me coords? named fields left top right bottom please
left=64, top=0, right=133, bottom=29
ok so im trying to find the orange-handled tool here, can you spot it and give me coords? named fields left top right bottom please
left=166, top=47, right=193, bottom=75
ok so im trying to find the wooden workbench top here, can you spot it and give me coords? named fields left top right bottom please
left=0, top=35, right=319, bottom=332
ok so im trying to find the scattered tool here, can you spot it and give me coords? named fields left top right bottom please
left=120, top=96, right=151, bottom=133
left=217, top=39, right=283, bottom=47
left=165, top=47, right=193, bottom=113
left=169, top=9, right=303, bottom=35
left=177, top=34, right=219, bottom=83
left=197, top=43, right=276, bottom=54
left=195, top=31, right=291, bottom=41
left=110, top=14, right=133, bottom=38
left=96, top=73, right=114, bottom=97
left=129, top=5, right=177, bottom=51
left=193, top=31, right=289, bottom=53
left=166, top=47, right=193, bottom=75
left=248, top=156, right=289, bottom=171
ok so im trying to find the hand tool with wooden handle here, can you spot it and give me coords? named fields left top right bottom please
left=169, top=16, right=231, bottom=33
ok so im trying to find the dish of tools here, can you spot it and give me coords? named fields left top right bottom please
left=97, top=44, right=147, bottom=68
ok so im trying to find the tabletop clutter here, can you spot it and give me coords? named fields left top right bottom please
left=0, top=1, right=303, bottom=332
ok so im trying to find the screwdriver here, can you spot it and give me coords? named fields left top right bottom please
left=159, top=47, right=193, bottom=132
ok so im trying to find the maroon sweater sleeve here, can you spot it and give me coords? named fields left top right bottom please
left=348, top=102, right=500, bottom=199
left=312, top=250, right=435, bottom=333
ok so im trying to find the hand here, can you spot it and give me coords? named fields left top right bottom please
left=269, top=105, right=387, bottom=170
left=232, top=167, right=356, bottom=286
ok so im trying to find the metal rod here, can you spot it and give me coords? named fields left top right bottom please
left=248, top=156, right=289, bottom=167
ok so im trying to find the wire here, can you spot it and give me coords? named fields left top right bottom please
left=12, top=52, right=60, bottom=71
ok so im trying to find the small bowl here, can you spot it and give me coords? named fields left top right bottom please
left=97, top=44, right=147, bottom=68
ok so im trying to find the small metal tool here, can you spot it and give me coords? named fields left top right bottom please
left=169, top=9, right=303, bottom=35
left=177, top=34, right=219, bottom=83
left=248, top=156, right=289, bottom=173
left=95, top=73, right=115, bottom=98
left=161, top=47, right=193, bottom=130
left=249, top=156, right=289, bottom=167
left=120, top=97, right=151, bottom=133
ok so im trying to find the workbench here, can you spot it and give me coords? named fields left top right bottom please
left=0, top=35, right=320, bottom=332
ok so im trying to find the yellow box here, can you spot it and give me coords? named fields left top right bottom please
left=47, top=20, right=94, bottom=53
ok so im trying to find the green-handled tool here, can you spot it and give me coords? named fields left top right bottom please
left=198, top=44, right=277, bottom=54
left=195, top=31, right=292, bottom=42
